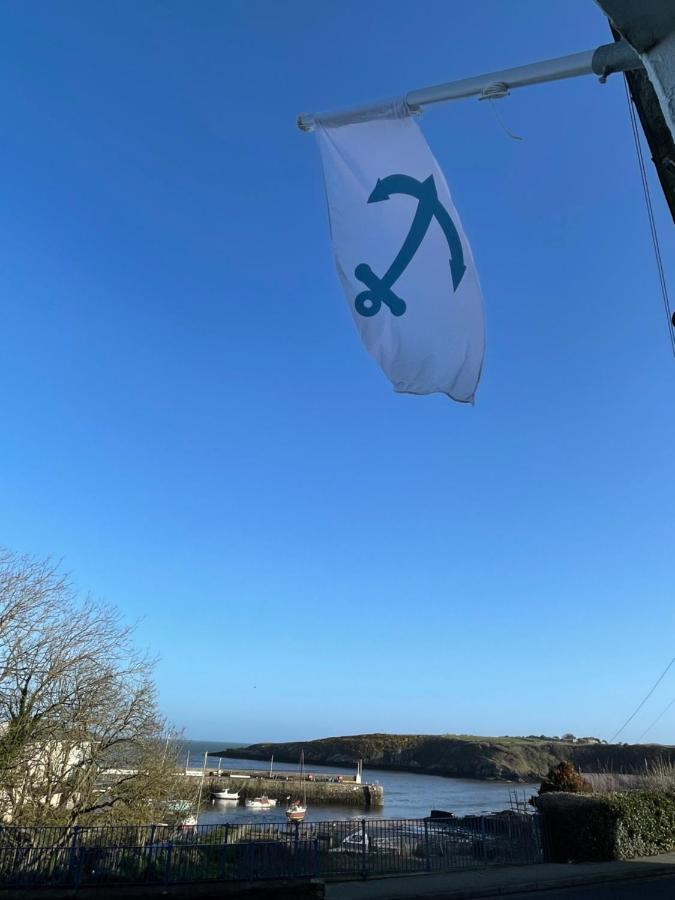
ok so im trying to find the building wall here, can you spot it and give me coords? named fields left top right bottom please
left=640, top=30, right=675, bottom=141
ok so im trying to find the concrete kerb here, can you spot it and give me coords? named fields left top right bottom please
left=325, top=853, right=675, bottom=900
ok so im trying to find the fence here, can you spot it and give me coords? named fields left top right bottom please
left=0, top=815, right=542, bottom=887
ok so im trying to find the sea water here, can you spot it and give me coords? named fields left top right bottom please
left=180, top=740, right=539, bottom=824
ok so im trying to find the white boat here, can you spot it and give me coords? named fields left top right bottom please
left=245, top=795, right=277, bottom=809
left=285, top=750, right=308, bottom=823
left=285, top=800, right=306, bottom=822
left=212, top=789, right=239, bottom=801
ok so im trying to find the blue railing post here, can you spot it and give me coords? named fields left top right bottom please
left=164, top=842, right=173, bottom=885
left=220, top=824, right=229, bottom=881
left=145, top=824, right=156, bottom=878
left=68, top=826, right=80, bottom=888
left=424, top=819, right=431, bottom=871
left=361, top=818, right=367, bottom=879
left=537, top=812, right=545, bottom=862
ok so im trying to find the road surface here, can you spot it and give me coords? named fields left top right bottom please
left=473, top=874, right=675, bottom=899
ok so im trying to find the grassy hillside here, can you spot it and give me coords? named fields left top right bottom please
left=217, top=733, right=675, bottom=782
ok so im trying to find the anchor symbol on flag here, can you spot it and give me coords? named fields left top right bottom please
left=354, top=174, right=467, bottom=318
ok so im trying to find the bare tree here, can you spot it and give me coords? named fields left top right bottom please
left=0, top=549, right=184, bottom=825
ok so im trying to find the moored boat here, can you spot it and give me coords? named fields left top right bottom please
left=285, top=750, right=308, bottom=823
left=245, top=795, right=277, bottom=809
left=285, top=800, right=306, bottom=822
left=212, top=789, right=239, bottom=801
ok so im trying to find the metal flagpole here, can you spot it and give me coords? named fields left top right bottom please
left=296, top=40, right=641, bottom=131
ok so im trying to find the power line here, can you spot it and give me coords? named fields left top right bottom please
left=637, top=695, right=675, bottom=743
left=623, top=75, right=675, bottom=358
left=610, top=656, right=675, bottom=743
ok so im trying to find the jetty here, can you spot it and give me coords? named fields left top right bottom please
left=183, top=760, right=384, bottom=808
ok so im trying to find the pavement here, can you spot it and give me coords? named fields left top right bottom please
left=325, top=852, right=675, bottom=900
left=476, top=875, right=675, bottom=898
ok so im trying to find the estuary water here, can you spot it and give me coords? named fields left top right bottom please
left=180, top=741, right=539, bottom=825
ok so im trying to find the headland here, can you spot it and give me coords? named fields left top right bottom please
left=216, top=733, right=675, bottom=783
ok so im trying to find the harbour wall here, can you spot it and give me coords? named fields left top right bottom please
left=206, top=776, right=383, bottom=808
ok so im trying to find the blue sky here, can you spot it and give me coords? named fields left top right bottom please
left=1, top=1, right=674, bottom=746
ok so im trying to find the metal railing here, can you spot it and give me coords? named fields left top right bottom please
left=314, top=815, right=543, bottom=880
left=0, top=814, right=542, bottom=887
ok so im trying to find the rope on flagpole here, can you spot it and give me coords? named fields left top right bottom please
left=483, top=97, right=524, bottom=142
left=623, top=75, right=675, bottom=358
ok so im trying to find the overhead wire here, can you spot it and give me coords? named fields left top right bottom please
left=610, top=656, right=675, bottom=743
left=623, top=75, right=675, bottom=357
left=637, top=695, right=675, bottom=742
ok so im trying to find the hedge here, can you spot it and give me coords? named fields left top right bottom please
left=535, top=790, right=675, bottom=862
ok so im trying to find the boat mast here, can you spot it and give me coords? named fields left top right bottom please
left=195, top=751, right=207, bottom=817
left=301, top=750, right=306, bottom=807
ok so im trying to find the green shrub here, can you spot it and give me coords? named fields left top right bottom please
left=535, top=790, right=675, bottom=862
left=538, top=762, right=592, bottom=795
left=611, top=790, right=675, bottom=858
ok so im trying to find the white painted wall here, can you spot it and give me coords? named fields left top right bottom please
left=640, top=30, right=675, bottom=141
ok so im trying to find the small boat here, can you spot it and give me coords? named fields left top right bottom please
left=212, top=789, right=239, bottom=801
left=245, top=795, right=277, bottom=809
left=285, top=750, right=308, bottom=823
left=285, top=800, right=306, bottom=822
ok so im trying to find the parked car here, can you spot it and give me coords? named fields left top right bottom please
left=336, top=830, right=369, bottom=853
left=333, top=830, right=404, bottom=856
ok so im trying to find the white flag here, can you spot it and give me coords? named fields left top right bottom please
left=315, top=99, right=484, bottom=403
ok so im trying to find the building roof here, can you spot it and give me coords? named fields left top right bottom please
left=596, top=0, right=675, bottom=52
